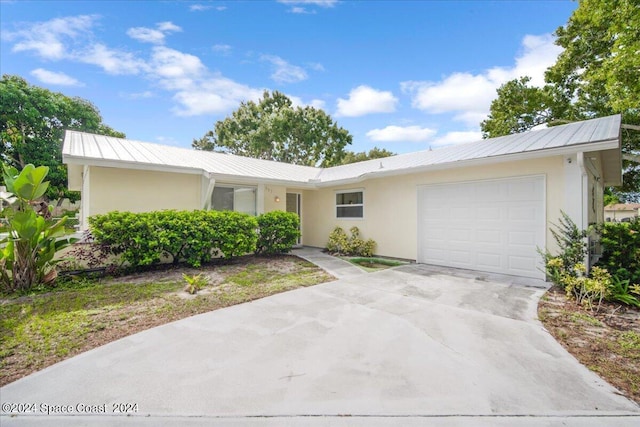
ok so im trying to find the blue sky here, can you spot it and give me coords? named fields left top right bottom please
left=0, top=0, right=577, bottom=154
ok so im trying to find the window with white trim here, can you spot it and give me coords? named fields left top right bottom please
left=336, top=190, right=364, bottom=218
left=211, top=186, right=257, bottom=216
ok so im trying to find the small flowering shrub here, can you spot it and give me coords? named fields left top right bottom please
left=326, top=226, right=376, bottom=257
left=544, top=212, right=640, bottom=310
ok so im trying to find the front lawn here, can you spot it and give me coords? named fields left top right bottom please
left=0, top=255, right=333, bottom=386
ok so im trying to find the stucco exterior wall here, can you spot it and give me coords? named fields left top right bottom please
left=263, top=185, right=288, bottom=213
left=302, top=156, right=567, bottom=260
left=88, top=166, right=202, bottom=217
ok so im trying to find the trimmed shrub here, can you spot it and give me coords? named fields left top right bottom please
left=255, top=211, right=301, bottom=255
left=88, top=210, right=258, bottom=268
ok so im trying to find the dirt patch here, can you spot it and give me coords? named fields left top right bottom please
left=538, top=286, right=640, bottom=404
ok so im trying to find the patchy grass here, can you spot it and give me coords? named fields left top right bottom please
left=539, top=286, right=640, bottom=404
left=0, top=255, right=333, bottom=386
left=346, top=257, right=406, bottom=272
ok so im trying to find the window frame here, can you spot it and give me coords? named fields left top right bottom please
left=211, top=184, right=257, bottom=216
left=335, top=189, right=364, bottom=219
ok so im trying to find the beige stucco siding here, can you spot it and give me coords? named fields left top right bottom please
left=303, top=156, right=566, bottom=260
left=89, top=166, right=202, bottom=216
left=263, top=185, right=288, bottom=213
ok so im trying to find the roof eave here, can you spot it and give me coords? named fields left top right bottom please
left=315, top=138, right=621, bottom=187
left=62, top=155, right=318, bottom=188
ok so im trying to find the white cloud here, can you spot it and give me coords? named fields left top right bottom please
left=157, top=22, right=181, bottom=32
left=307, top=62, right=325, bottom=72
left=336, top=85, right=398, bottom=117
left=4, top=15, right=97, bottom=60
left=151, top=46, right=205, bottom=80
left=80, top=43, right=148, bottom=75
left=261, top=55, right=308, bottom=84
left=122, top=90, right=155, bottom=99
left=288, top=95, right=326, bottom=110
left=278, top=0, right=338, bottom=7
left=432, top=131, right=482, bottom=147
left=127, top=22, right=181, bottom=45
left=366, top=125, right=436, bottom=142
left=189, top=4, right=212, bottom=11
left=4, top=15, right=270, bottom=118
left=127, top=27, right=165, bottom=44
left=289, top=7, right=316, bottom=14
left=402, top=34, right=562, bottom=126
left=171, top=77, right=263, bottom=116
left=212, top=44, right=232, bottom=54
left=30, top=68, right=83, bottom=86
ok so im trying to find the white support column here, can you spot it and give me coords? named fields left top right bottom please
left=257, top=184, right=265, bottom=214
left=201, top=173, right=215, bottom=210
left=81, top=165, right=90, bottom=231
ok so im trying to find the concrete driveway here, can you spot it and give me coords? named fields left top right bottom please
left=1, top=262, right=639, bottom=426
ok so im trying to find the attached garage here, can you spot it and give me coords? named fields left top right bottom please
left=417, top=175, right=546, bottom=279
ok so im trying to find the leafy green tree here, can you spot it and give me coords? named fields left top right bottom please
left=481, top=0, right=640, bottom=196
left=481, top=77, right=578, bottom=138
left=193, top=90, right=353, bottom=167
left=341, top=147, right=395, bottom=165
left=0, top=75, right=125, bottom=202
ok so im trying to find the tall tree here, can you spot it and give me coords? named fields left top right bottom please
left=193, top=90, right=353, bottom=167
left=0, top=75, right=125, bottom=202
left=481, top=0, right=640, bottom=196
left=341, top=147, right=395, bottom=165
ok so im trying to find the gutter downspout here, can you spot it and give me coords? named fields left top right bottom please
left=576, top=152, right=592, bottom=269
left=202, top=172, right=215, bottom=210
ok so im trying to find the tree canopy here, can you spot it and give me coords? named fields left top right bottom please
left=193, top=90, right=353, bottom=167
left=0, top=75, right=125, bottom=202
left=341, top=147, right=395, bottom=165
left=481, top=0, right=640, bottom=197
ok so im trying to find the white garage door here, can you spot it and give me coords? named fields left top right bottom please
left=417, top=176, right=545, bottom=279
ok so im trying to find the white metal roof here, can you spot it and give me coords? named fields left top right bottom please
left=63, top=132, right=321, bottom=185
left=63, top=114, right=621, bottom=186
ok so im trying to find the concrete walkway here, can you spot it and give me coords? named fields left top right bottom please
left=292, top=246, right=368, bottom=279
left=1, top=252, right=639, bottom=426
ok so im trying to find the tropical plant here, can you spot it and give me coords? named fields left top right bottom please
left=596, top=218, right=640, bottom=284
left=0, top=163, right=76, bottom=293
left=183, top=273, right=208, bottom=295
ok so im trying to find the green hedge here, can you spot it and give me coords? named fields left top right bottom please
left=89, top=210, right=258, bottom=268
left=89, top=209, right=301, bottom=269
left=255, top=211, right=300, bottom=255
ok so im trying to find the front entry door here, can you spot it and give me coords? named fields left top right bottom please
left=286, top=193, right=302, bottom=246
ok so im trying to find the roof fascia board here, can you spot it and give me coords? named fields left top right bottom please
left=315, top=139, right=620, bottom=187
left=63, top=155, right=318, bottom=189
left=63, top=156, right=204, bottom=176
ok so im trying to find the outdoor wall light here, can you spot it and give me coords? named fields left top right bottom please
left=274, top=196, right=280, bottom=202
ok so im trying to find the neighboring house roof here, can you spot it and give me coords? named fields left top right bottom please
left=63, top=114, right=622, bottom=187
left=605, top=203, right=640, bottom=211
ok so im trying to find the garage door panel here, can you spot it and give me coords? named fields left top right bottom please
left=477, top=253, right=502, bottom=269
left=508, top=231, right=536, bottom=245
left=418, top=176, right=545, bottom=279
